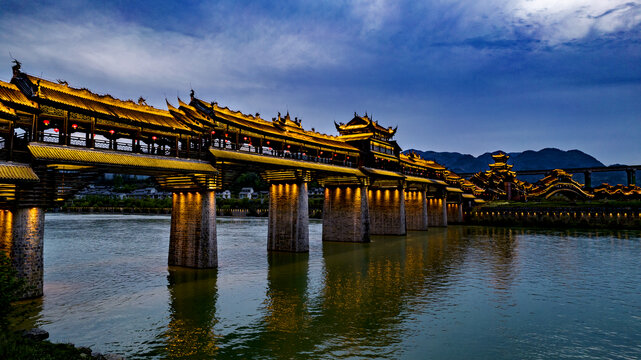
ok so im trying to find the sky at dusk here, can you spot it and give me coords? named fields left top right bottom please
left=1, top=0, right=639, bottom=165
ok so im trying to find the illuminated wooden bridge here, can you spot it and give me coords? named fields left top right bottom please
left=0, top=62, right=481, bottom=298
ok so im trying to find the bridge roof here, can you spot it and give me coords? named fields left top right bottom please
left=0, top=80, right=38, bottom=112
left=17, top=74, right=192, bottom=133
left=399, top=153, right=446, bottom=170
left=192, top=98, right=360, bottom=153
left=209, top=148, right=363, bottom=176
left=0, top=162, right=39, bottom=182
left=29, top=143, right=216, bottom=174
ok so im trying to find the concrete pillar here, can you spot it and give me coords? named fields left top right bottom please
left=268, top=182, right=309, bottom=252
left=584, top=171, right=592, bottom=189
left=169, top=191, right=217, bottom=268
left=627, top=169, right=637, bottom=186
left=1, top=208, right=45, bottom=299
left=405, top=188, right=428, bottom=231
left=427, top=197, right=447, bottom=227
left=447, top=201, right=463, bottom=224
left=322, top=185, right=370, bottom=242
left=368, top=187, right=406, bottom=235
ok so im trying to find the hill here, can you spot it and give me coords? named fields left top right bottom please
left=405, top=148, right=631, bottom=185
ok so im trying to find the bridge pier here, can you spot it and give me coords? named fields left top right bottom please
left=627, top=169, right=637, bottom=186
left=368, top=186, right=406, bottom=235
left=405, top=187, right=428, bottom=231
left=427, top=194, right=448, bottom=227
left=168, top=191, right=217, bottom=268
left=268, top=181, right=309, bottom=252
left=584, top=171, right=592, bottom=189
left=1, top=208, right=45, bottom=299
left=447, top=198, right=464, bottom=224
left=322, top=185, right=370, bottom=242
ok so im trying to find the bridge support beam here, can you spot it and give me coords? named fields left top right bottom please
left=405, top=188, right=428, bottom=231
left=322, top=185, right=370, bottom=242
left=368, top=186, right=406, bottom=235
left=1, top=208, right=45, bottom=299
left=427, top=195, right=447, bottom=227
left=268, top=182, right=309, bottom=252
left=169, top=191, right=217, bottom=268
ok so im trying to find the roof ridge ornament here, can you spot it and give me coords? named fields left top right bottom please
left=11, top=58, right=21, bottom=78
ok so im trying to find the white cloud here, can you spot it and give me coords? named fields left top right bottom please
left=505, top=0, right=641, bottom=44
left=351, top=0, right=400, bottom=32
left=0, top=10, right=348, bottom=94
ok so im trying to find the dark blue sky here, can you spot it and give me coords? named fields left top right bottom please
left=2, top=0, right=640, bottom=164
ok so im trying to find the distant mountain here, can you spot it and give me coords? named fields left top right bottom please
left=405, top=148, right=632, bottom=185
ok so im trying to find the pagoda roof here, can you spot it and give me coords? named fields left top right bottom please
left=0, top=80, right=38, bottom=112
left=399, top=152, right=446, bottom=170
left=190, top=97, right=360, bottom=153
left=13, top=73, right=192, bottom=133
left=335, top=113, right=397, bottom=138
left=492, top=152, right=509, bottom=161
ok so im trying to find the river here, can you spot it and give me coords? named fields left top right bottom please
left=9, top=214, right=641, bottom=359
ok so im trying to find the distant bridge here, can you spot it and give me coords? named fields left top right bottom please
left=458, top=165, right=639, bottom=188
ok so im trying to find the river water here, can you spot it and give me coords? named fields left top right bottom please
left=9, top=214, right=641, bottom=359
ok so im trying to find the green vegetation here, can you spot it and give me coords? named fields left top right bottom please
left=63, top=195, right=171, bottom=209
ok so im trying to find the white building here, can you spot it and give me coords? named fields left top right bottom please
left=216, top=190, right=231, bottom=199
left=238, top=187, right=255, bottom=199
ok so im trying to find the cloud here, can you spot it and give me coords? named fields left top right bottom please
left=505, top=0, right=641, bottom=44
left=0, top=6, right=349, bottom=93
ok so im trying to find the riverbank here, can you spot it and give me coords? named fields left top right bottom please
left=0, top=329, right=124, bottom=360
left=467, top=200, right=641, bottom=229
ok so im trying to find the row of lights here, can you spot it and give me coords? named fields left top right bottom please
left=43, top=119, right=164, bottom=140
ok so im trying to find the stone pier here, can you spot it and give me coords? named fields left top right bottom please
left=322, top=185, right=370, bottom=242
left=447, top=202, right=464, bottom=224
left=405, top=188, right=428, bottom=231
left=268, top=182, right=309, bottom=252
left=0, top=208, right=45, bottom=299
left=427, top=197, right=447, bottom=227
left=168, top=191, right=217, bottom=268
left=368, top=187, right=406, bottom=235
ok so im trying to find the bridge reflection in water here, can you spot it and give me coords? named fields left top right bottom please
left=9, top=215, right=641, bottom=359
left=151, top=226, right=522, bottom=359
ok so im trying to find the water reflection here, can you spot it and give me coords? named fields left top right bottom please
left=152, top=268, right=219, bottom=359
left=8, top=215, right=641, bottom=359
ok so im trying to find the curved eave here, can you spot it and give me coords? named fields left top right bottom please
left=0, top=162, right=39, bottom=183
